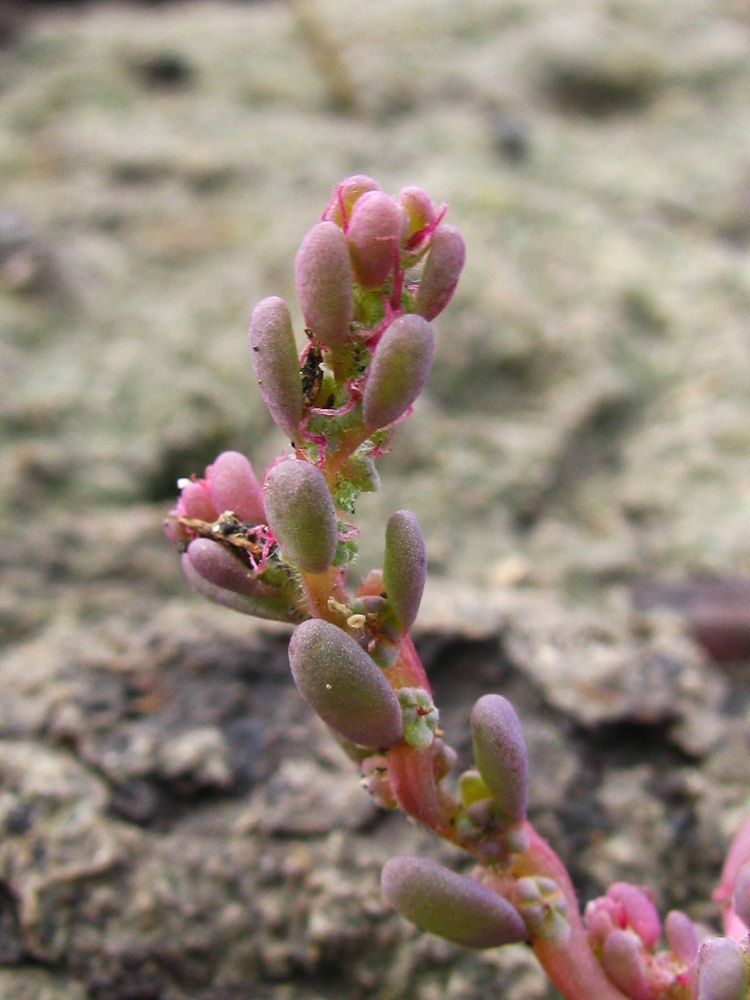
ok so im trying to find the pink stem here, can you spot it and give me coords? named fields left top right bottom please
left=511, top=826, right=631, bottom=1000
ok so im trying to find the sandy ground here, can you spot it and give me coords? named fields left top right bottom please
left=2, top=0, right=750, bottom=996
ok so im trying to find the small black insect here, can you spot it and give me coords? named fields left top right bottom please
left=301, top=332, right=324, bottom=408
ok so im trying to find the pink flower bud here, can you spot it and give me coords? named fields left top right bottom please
left=382, top=509, right=427, bottom=633
left=381, top=854, right=528, bottom=949
left=470, top=694, right=529, bottom=825
left=249, top=296, right=304, bottom=442
left=294, top=221, right=354, bottom=350
left=665, top=910, right=698, bottom=964
left=289, top=619, right=403, bottom=748
left=399, top=186, right=436, bottom=240
left=607, top=883, right=661, bottom=950
left=415, top=224, right=466, bottom=320
left=602, top=930, right=652, bottom=1000
left=696, top=938, right=748, bottom=1000
left=346, top=190, right=405, bottom=289
left=361, top=314, right=435, bottom=431
left=177, top=479, right=217, bottom=522
left=263, top=459, right=338, bottom=574
left=324, top=174, right=381, bottom=227
left=181, top=549, right=297, bottom=623
left=207, top=451, right=265, bottom=523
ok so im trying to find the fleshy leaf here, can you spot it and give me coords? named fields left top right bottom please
left=381, top=854, right=528, bottom=948
left=696, top=939, right=748, bottom=1000
left=181, top=550, right=297, bottom=623
left=288, top=619, right=403, bottom=748
left=263, top=459, right=338, bottom=574
left=415, top=224, right=466, bottom=320
left=362, top=314, right=435, bottom=431
left=346, top=190, right=405, bottom=289
left=207, top=451, right=265, bottom=523
left=382, top=509, right=427, bottom=633
left=249, top=296, right=304, bottom=441
left=294, top=221, right=354, bottom=350
left=470, top=694, right=529, bottom=825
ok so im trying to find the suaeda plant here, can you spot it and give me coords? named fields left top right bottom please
left=165, top=175, right=750, bottom=1000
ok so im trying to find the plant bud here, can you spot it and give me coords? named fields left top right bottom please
left=362, top=314, right=435, bottom=431
left=288, top=619, right=403, bottom=748
left=470, top=694, right=529, bottom=825
left=664, top=910, right=698, bottom=964
left=177, top=479, right=217, bottom=522
left=181, top=551, right=296, bottom=623
left=294, top=221, right=354, bottom=350
left=207, top=451, right=265, bottom=523
left=249, top=296, right=304, bottom=441
left=324, top=174, right=381, bottom=227
left=346, top=190, right=405, bottom=289
left=383, top=509, right=427, bottom=633
left=415, top=224, right=466, bottom=320
left=381, top=855, right=528, bottom=949
left=400, top=186, right=436, bottom=241
left=696, top=939, right=748, bottom=1000
left=263, top=459, right=338, bottom=574
left=601, top=930, right=651, bottom=1000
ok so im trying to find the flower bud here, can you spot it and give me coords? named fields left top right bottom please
left=415, top=224, right=466, bottom=320
left=381, top=855, right=528, bottom=949
left=696, top=939, right=748, bottom=1000
left=249, top=296, right=304, bottom=441
left=362, top=314, right=435, bottom=431
left=288, top=619, right=403, bottom=748
left=176, top=479, right=217, bottom=522
left=602, top=929, right=651, bottom=1000
left=263, top=459, right=338, bottom=574
left=324, top=174, right=381, bottom=227
left=181, top=549, right=296, bottom=623
left=346, top=190, right=405, bottom=289
left=207, top=451, right=265, bottom=523
left=470, top=694, right=529, bottom=825
left=295, top=221, right=354, bottom=350
left=606, top=883, right=661, bottom=950
left=382, top=509, right=427, bottom=633
left=665, top=910, right=698, bottom=964
left=400, top=186, right=436, bottom=241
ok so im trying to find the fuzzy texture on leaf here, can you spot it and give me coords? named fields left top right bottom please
left=381, top=855, right=528, bottom=949
left=696, top=938, right=748, bottom=1000
left=181, top=550, right=296, bottom=623
left=263, top=459, right=338, bottom=574
left=294, top=221, right=354, bottom=350
left=186, top=538, right=262, bottom=596
left=207, top=451, right=265, bottom=523
left=288, top=619, right=403, bottom=749
left=382, top=509, right=427, bottom=633
left=362, top=314, right=435, bottom=431
left=346, top=190, right=405, bottom=288
left=415, top=224, right=466, bottom=320
left=471, top=694, right=529, bottom=824
left=249, top=296, right=304, bottom=441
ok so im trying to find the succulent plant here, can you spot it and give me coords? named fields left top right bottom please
left=165, top=176, right=750, bottom=1000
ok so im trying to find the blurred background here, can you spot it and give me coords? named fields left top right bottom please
left=2, top=1, right=750, bottom=997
